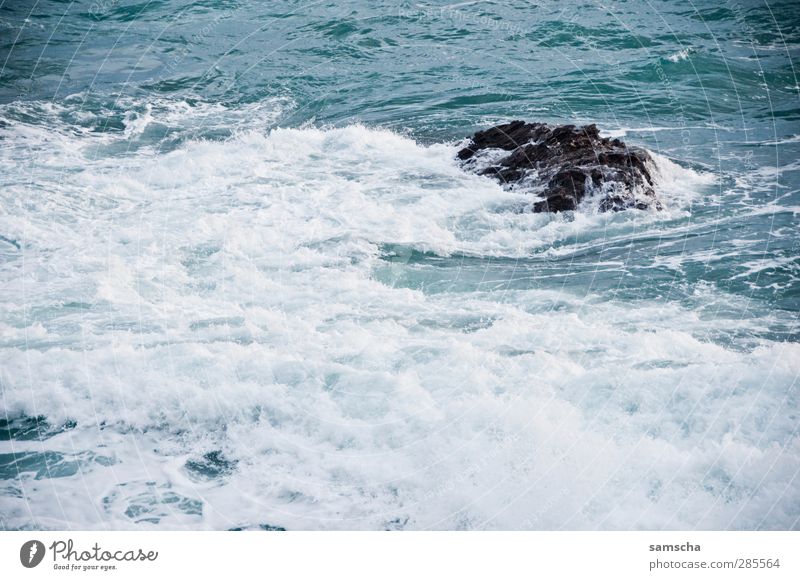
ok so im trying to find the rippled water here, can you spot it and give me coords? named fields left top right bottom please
left=1, top=0, right=798, bottom=530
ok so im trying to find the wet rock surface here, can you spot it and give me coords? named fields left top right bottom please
left=457, top=121, right=662, bottom=212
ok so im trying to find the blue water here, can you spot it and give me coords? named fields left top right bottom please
left=0, top=0, right=798, bottom=530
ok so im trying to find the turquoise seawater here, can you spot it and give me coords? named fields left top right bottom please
left=0, top=1, right=798, bottom=530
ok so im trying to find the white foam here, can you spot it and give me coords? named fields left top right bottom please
left=649, top=151, right=718, bottom=209
left=0, top=111, right=796, bottom=530
left=666, top=48, right=693, bottom=62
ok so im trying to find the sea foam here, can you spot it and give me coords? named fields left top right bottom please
left=1, top=105, right=796, bottom=530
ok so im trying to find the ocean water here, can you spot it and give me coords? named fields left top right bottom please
left=0, top=0, right=798, bottom=530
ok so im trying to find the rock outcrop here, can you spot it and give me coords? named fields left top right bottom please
left=457, top=121, right=661, bottom=212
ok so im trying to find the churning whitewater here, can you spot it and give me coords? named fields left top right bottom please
left=1, top=97, right=797, bottom=530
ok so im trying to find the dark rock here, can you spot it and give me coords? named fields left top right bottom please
left=458, top=121, right=662, bottom=212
